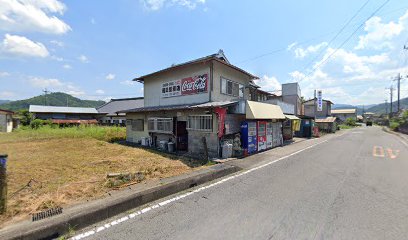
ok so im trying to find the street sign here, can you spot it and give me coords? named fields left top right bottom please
left=317, top=90, right=323, bottom=112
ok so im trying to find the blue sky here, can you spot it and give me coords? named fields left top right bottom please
left=0, top=0, right=408, bottom=105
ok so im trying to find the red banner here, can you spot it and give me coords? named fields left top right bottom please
left=215, top=107, right=226, bottom=138
left=181, top=74, right=208, bottom=95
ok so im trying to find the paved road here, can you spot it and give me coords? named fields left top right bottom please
left=75, top=126, right=408, bottom=240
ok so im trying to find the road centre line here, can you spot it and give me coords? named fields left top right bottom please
left=70, top=133, right=348, bottom=240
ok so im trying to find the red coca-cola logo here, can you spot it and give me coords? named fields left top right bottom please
left=181, top=74, right=208, bottom=95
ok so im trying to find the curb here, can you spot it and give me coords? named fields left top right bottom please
left=0, top=164, right=240, bottom=240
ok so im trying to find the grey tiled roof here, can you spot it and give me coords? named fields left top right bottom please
left=97, top=97, right=144, bottom=116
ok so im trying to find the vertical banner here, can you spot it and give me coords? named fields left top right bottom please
left=317, top=90, right=323, bottom=112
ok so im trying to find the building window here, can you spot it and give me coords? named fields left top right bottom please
left=148, top=118, right=173, bottom=133
left=221, top=78, right=244, bottom=98
left=187, top=115, right=213, bottom=131
left=130, top=119, right=144, bottom=131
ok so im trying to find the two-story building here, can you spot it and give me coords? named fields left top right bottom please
left=303, top=98, right=336, bottom=133
left=122, top=50, right=286, bottom=158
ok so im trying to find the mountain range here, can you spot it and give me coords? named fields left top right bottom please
left=0, top=92, right=105, bottom=112
left=333, top=97, right=408, bottom=115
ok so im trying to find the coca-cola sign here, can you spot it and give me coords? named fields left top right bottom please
left=161, top=73, right=208, bottom=98
left=181, top=74, right=208, bottom=95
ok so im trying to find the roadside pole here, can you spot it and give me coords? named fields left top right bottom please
left=0, top=154, right=7, bottom=214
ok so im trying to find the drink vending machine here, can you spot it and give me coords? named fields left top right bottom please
left=266, top=122, right=273, bottom=149
left=240, top=121, right=257, bottom=154
left=257, top=121, right=267, bottom=152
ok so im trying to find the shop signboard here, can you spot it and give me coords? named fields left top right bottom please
left=317, top=90, right=323, bottom=112
left=162, top=73, right=208, bottom=98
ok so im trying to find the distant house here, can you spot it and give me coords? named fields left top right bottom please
left=96, top=97, right=144, bottom=125
left=29, top=105, right=101, bottom=124
left=331, top=109, right=357, bottom=123
left=0, top=109, right=14, bottom=132
left=303, top=98, right=336, bottom=133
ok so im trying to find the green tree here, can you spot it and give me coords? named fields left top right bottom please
left=17, top=109, right=33, bottom=126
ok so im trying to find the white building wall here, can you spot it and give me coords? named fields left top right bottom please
left=263, top=99, right=295, bottom=115
left=0, top=113, right=13, bottom=133
left=143, top=63, right=211, bottom=107
left=211, top=61, right=253, bottom=102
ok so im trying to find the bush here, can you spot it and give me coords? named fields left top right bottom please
left=390, top=121, right=399, bottom=131
left=344, top=117, right=357, bottom=126
left=30, top=119, right=45, bottom=129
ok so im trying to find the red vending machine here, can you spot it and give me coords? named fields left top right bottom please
left=257, top=121, right=267, bottom=151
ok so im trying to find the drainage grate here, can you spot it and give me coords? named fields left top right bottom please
left=32, top=207, right=63, bottom=222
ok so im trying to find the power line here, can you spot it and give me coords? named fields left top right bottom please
left=300, top=0, right=371, bottom=74
left=300, top=0, right=391, bottom=82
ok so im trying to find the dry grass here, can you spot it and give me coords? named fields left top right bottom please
left=0, top=131, right=201, bottom=228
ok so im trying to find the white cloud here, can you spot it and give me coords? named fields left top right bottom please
left=142, top=0, right=206, bottom=10
left=0, top=91, right=15, bottom=98
left=120, top=80, right=136, bottom=86
left=50, top=40, right=64, bottom=47
left=0, top=34, right=49, bottom=58
left=78, top=54, right=89, bottom=63
left=293, top=42, right=328, bottom=59
left=62, top=64, right=71, bottom=69
left=105, top=73, right=115, bottom=80
left=28, top=76, right=85, bottom=96
left=355, top=11, right=408, bottom=50
left=29, top=76, right=63, bottom=88
left=254, top=75, right=281, bottom=92
left=0, top=0, right=71, bottom=34
left=287, top=42, right=297, bottom=51
left=90, top=18, right=96, bottom=24
left=0, top=71, right=10, bottom=77
left=95, top=89, right=105, bottom=94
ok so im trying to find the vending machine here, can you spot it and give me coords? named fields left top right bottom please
left=241, top=121, right=257, bottom=154
left=266, top=121, right=273, bottom=149
left=257, top=121, right=267, bottom=152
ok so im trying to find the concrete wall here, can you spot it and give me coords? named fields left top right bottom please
left=143, top=63, right=211, bottom=107
left=125, top=112, right=149, bottom=142
left=304, top=101, right=331, bottom=118
left=282, top=83, right=301, bottom=97
left=0, top=113, right=13, bottom=133
left=263, top=99, right=295, bottom=115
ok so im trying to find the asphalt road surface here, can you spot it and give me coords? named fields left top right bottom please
left=74, top=126, right=408, bottom=240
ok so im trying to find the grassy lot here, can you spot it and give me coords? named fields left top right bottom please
left=0, top=126, right=202, bottom=228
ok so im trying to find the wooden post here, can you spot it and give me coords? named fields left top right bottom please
left=202, top=137, right=209, bottom=164
left=0, top=154, right=7, bottom=214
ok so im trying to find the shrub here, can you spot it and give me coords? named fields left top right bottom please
left=390, top=121, right=399, bottom=131
left=30, top=119, right=45, bottom=129
left=344, top=117, right=357, bottom=126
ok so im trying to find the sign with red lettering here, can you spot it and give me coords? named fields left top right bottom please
left=162, top=73, right=208, bottom=98
left=181, top=74, right=208, bottom=95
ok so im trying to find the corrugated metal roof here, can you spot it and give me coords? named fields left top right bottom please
left=121, top=101, right=238, bottom=113
left=97, top=98, right=144, bottom=116
left=331, top=109, right=356, bottom=114
left=245, top=100, right=285, bottom=120
left=315, top=117, right=337, bottom=123
left=285, top=114, right=300, bottom=120
left=29, top=105, right=99, bottom=114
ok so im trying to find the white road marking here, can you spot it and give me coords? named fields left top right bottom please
left=70, top=133, right=349, bottom=240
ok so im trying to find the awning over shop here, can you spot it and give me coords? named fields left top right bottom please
left=315, top=117, right=336, bottom=123
left=245, top=100, right=285, bottom=120
left=285, top=114, right=300, bottom=120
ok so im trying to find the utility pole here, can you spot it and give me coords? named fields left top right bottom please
left=43, top=88, right=49, bottom=106
left=385, top=99, right=388, bottom=115
left=386, top=86, right=394, bottom=118
left=393, top=73, right=401, bottom=113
